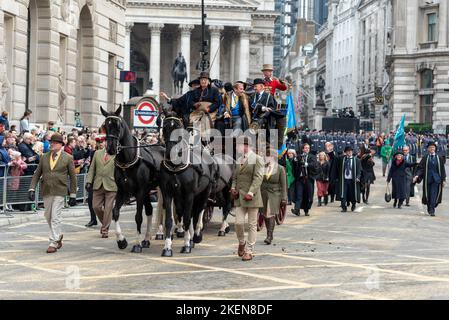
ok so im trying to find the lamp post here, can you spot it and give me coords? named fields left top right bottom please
left=200, top=0, right=209, bottom=71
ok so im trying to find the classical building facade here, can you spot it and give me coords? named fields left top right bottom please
left=0, top=0, right=126, bottom=128
left=388, top=0, right=449, bottom=133
left=356, top=0, right=391, bottom=133
left=124, top=0, right=277, bottom=99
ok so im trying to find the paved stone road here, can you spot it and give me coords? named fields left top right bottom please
left=1, top=159, right=449, bottom=300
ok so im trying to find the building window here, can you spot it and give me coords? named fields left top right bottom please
left=109, top=19, right=117, bottom=43
left=427, top=13, right=437, bottom=42
left=421, top=69, right=433, bottom=89
left=420, top=95, right=433, bottom=123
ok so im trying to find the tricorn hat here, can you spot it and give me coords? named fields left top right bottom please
left=199, top=71, right=211, bottom=81
left=50, top=133, right=64, bottom=145
left=188, top=78, right=200, bottom=87
left=235, top=80, right=248, bottom=90
left=261, top=64, right=274, bottom=72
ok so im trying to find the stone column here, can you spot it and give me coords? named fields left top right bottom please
left=263, top=33, right=274, bottom=65
left=179, top=24, right=194, bottom=93
left=406, top=0, right=418, bottom=51
left=209, top=25, right=223, bottom=79
left=238, top=27, right=251, bottom=81
left=439, top=0, right=448, bottom=48
left=148, top=23, right=164, bottom=98
left=123, top=22, right=134, bottom=102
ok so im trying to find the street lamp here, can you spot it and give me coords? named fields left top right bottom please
left=200, top=0, right=209, bottom=71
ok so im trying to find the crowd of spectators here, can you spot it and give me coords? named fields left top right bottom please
left=0, top=110, right=106, bottom=212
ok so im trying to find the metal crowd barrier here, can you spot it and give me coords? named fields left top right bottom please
left=0, top=164, right=88, bottom=214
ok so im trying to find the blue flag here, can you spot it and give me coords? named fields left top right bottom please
left=393, top=114, right=405, bottom=150
left=278, top=92, right=297, bottom=158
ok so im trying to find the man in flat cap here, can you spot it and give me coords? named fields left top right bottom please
left=414, top=141, right=446, bottom=216
left=336, top=146, right=361, bottom=212
left=231, top=136, right=264, bottom=261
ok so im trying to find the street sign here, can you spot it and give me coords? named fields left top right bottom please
left=375, top=86, right=383, bottom=104
left=133, top=98, right=159, bottom=128
left=117, top=61, right=124, bottom=70
left=120, top=71, right=136, bottom=83
left=375, top=96, right=384, bottom=104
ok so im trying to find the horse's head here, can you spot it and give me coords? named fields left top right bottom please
left=162, top=111, right=184, bottom=141
left=100, top=105, right=124, bottom=155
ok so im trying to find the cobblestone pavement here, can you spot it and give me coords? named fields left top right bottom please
left=1, top=159, right=449, bottom=300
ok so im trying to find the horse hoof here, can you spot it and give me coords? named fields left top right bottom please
left=225, top=226, right=230, bottom=234
left=131, top=244, right=142, bottom=253
left=141, top=240, right=150, bottom=248
left=218, top=231, right=226, bottom=237
left=117, top=239, right=128, bottom=250
left=161, top=249, right=173, bottom=257
left=180, top=246, right=192, bottom=254
left=176, top=231, right=185, bottom=238
left=155, top=234, right=164, bottom=240
left=190, top=240, right=195, bottom=248
left=193, top=233, right=203, bottom=244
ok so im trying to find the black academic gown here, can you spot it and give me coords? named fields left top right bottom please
left=292, top=153, right=319, bottom=210
left=415, top=154, right=446, bottom=206
left=335, top=155, right=361, bottom=203
left=326, top=150, right=339, bottom=196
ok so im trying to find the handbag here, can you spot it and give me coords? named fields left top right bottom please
left=384, top=183, right=392, bottom=203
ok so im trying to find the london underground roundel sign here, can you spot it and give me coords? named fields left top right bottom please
left=133, top=98, right=159, bottom=128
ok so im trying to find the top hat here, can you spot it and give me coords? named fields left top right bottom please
left=253, top=78, right=265, bottom=86
left=50, top=133, right=64, bottom=145
left=261, top=64, right=274, bottom=72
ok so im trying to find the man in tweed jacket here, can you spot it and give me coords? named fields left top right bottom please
left=29, top=133, right=77, bottom=253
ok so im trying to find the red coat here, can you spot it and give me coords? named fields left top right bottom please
left=263, top=77, right=288, bottom=95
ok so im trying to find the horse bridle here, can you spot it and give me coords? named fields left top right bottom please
left=162, top=116, right=191, bottom=173
left=105, top=115, right=141, bottom=169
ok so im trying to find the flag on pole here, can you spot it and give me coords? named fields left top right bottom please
left=278, top=92, right=297, bottom=158
left=393, top=114, right=405, bottom=150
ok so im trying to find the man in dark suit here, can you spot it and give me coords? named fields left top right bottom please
left=249, top=78, right=281, bottom=142
left=414, top=141, right=446, bottom=216
left=291, top=143, right=319, bottom=216
left=336, top=146, right=361, bottom=212
left=28, top=133, right=77, bottom=253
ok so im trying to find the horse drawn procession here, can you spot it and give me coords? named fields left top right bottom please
left=97, top=65, right=291, bottom=260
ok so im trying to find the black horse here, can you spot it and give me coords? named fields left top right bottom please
left=100, top=105, right=165, bottom=253
left=159, top=112, right=220, bottom=256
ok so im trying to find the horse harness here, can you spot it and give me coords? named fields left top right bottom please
left=105, top=115, right=142, bottom=170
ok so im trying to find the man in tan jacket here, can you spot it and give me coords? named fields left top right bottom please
left=28, top=133, right=77, bottom=253
left=231, top=136, right=265, bottom=261
left=85, top=135, right=117, bottom=238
